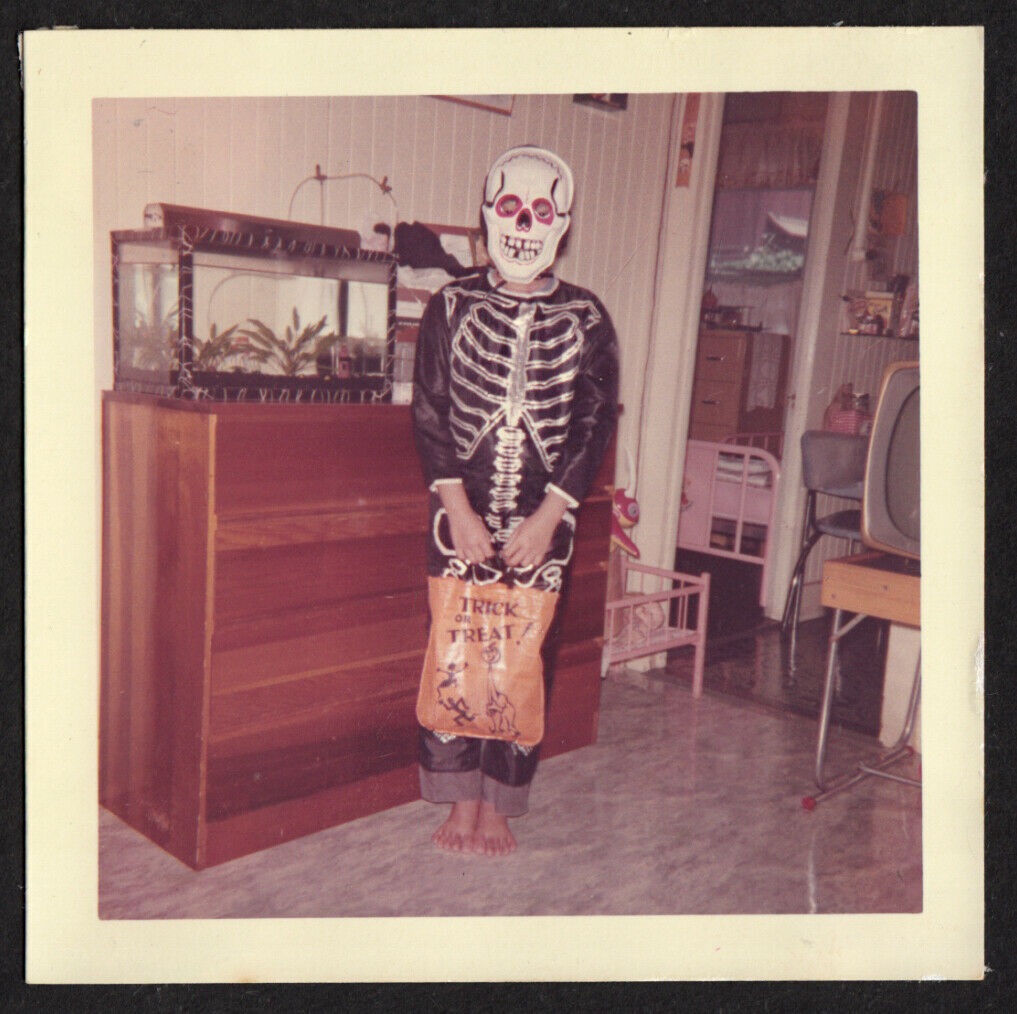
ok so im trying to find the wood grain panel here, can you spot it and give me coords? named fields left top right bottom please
left=101, top=399, right=169, bottom=836
left=214, top=531, right=427, bottom=623
left=101, top=392, right=615, bottom=868
left=688, top=421, right=733, bottom=443
left=211, top=586, right=428, bottom=689
left=206, top=641, right=602, bottom=824
left=820, top=552, right=920, bottom=629
left=570, top=496, right=612, bottom=568
left=210, top=584, right=427, bottom=652
left=215, top=499, right=428, bottom=551
left=209, top=654, right=423, bottom=741
left=160, top=405, right=216, bottom=865
left=99, top=395, right=213, bottom=867
left=202, top=763, right=419, bottom=868
left=588, top=434, right=618, bottom=497
left=100, top=398, right=153, bottom=820
left=543, top=639, right=604, bottom=759
left=557, top=568, right=609, bottom=645
left=697, top=332, right=747, bottom=382
left=205, top=689, right=420, bottom=820
left=690, top=379, right=740, bottom=429
left=214, top=404, right=422, bottom=514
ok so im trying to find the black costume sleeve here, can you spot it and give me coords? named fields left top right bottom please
left=547, top=296, right=620, bottom=505
left=411, top=290, right=461, bottom=488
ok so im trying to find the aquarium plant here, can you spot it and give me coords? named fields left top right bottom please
left=236, top=309, right=342, bottom=376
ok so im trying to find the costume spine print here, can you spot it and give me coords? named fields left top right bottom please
left=486, top=302, right=535, bottom=541
left=488, top=424, right=525, bottom=542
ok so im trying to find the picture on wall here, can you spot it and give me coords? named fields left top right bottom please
left=573, top=93, right=628, bottom=111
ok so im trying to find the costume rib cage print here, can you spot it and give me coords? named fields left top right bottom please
left=443, top=285, right=596, bottom=482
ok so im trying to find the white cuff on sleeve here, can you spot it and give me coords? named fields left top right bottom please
left=545, top=482, right=580, bottom=510
left=429, top=477, right=464, bottom=492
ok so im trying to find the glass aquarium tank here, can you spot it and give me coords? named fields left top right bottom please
left=112, top=204, right=396, bottom=402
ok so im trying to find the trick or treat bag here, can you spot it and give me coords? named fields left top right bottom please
left=416, top=575, right=559, bottom=748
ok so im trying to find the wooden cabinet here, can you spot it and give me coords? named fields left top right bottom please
left=688, top=328, right=790, bottom=443
left=100, top=392, right=614, bottom=868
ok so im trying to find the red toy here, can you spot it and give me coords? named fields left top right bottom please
left=611, top=449, right=640, bottom=558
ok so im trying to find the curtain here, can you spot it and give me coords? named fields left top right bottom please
left=715, top=123, right=824, bottom=190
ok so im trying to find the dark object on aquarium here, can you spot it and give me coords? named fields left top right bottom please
left=394, top=221, right=473, bottom=277
left=112, top=205, right=396, bottom=403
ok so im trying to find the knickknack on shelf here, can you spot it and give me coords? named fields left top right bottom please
left=112, top=204, right=397, bottom=403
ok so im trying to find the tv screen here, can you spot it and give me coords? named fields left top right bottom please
left=862, top=362, right=920, bottom=560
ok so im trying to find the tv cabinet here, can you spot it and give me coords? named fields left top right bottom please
left=100, top=392, right=613, bottom=868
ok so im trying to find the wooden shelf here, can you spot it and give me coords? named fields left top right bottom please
left=839, top=331, right=919, bottom=342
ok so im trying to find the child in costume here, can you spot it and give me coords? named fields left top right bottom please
left=411, top=146, right=619, bottom=855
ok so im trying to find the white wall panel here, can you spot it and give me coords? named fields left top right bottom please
left=113, top=99, right=152, bottom=229
left=280, top=96, right=311, bottom=221
left=201, top=98, right=232, bottom=214
left=229, top=99, right=260, bottom=217
left=173, top=99, right=205, bottom=208
left=253, top=98, right=282, bottom=224
left=146, top=99, right=177, bottom=207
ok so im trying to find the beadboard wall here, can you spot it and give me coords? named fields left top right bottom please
left=93, top=93, right=678, bottom=461
left=828, top=90, right=919, bottom=401
left=805, top=91, right=920, bottom=594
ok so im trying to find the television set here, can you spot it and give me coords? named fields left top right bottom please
left=861, top=361, right=920, bottom=560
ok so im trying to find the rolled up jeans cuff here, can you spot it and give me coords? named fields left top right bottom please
left=419, top=767, right=531, bottom=816
left=481, top=775, right=531, bottom=817
left=419, top=767, right=482, bottom=804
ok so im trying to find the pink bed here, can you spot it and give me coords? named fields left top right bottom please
left=677, top=439, right=782, bottom=607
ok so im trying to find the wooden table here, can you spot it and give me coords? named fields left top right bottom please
left=802, top=551, right=921, bottom=809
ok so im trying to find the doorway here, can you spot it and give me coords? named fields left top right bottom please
left=676, top=92, right=830, bottom=640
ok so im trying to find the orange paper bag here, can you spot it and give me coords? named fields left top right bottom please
left=416, top=575, right=560, bottom=748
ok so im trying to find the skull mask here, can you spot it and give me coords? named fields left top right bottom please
left=482, top=146, right=574, bottom=285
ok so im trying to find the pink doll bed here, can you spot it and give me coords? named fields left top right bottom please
left=602, top=437, right=780, bottom=695
left=604, top=556, right=710, bottom=696
left=677, top=438, right=782, bottom=607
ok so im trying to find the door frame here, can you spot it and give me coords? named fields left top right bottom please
left=763, top=91, right=853, bottom=617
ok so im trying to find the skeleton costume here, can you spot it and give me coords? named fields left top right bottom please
left=411, top=147, right=619, bottom=815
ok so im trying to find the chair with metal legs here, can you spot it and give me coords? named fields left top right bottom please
left=780, top=431, right=869, bottom=674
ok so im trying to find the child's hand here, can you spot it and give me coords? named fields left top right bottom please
left=501, top=492, right=569, bottom=570
left=435, top=481, right=495, bottom=564
left=448, top=507, right=496, bottom=565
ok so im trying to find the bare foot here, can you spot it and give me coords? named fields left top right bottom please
left=431, top=799, right=480, bottom=853
left=472, top=799, right=518, bottom=857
